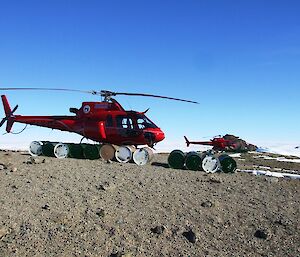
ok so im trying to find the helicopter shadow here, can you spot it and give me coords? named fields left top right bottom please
left=151, top=162, right=169, bottom=169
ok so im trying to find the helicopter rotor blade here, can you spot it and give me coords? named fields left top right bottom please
left=0, top=87, right=99, bottom=95
left=0, top=87, right=198, bottom=104
left=109, top=91, right=199, bottom=104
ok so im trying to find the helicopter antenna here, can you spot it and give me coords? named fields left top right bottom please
left=0, top=87, right=199, bottom=104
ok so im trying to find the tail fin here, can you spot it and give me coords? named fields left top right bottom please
left=184, top=136, right=190, bottom=147
left=1, top=95, right=17, bottom=133
left=2, top=95, right=11, bottom=116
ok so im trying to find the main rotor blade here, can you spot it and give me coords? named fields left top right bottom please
left=0, top=87, right=199, bottom=104
left=113, top=92, right=199, bottom=104
left=0, top=87, right=99, bottom=95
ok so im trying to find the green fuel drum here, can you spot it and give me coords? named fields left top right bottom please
left=218, top=154, right=237, bottom=173
left=185, top=151, right=202, bottom=171
left=41, top=142, right=58, bottom=157
left=82, top=144, right=100, bottom=160
left=168, top=150, right=185, bottom=169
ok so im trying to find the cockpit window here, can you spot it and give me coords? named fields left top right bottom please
left=136, top=115, right=158, bottom=129
left=116, top=116, right=133, bottom=129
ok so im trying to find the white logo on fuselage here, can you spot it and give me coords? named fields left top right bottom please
left=83, top=105, right=91, bottom=114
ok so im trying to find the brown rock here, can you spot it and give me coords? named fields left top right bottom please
left=10, top=167, right=18, bottom=172
left=0, top=227, right=10, bottom=240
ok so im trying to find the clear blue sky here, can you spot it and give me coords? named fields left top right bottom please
left=0, top=0, right=299, bottom=149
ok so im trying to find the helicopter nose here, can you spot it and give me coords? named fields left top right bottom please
left=155, top=130, right=165, bottom=142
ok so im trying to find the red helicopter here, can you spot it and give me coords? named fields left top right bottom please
left=184, top=134, right=257, bottom=152
left=0, top=88, right=198, bottom=147
left=184, top=135, right=238, bottom=151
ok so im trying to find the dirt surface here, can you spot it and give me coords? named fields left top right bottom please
left=0, top=150, right=299, bottom=257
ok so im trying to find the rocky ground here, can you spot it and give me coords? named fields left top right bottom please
left=0, top=150, right=299, bottom=257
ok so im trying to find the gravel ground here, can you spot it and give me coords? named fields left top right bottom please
left=0, top=150, right=299, bottom=257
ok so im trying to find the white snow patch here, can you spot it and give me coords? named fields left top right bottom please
left=257, top=143, right=300, bottom=158
left=228, top=153, right=241, bottom=158
left=254, top=155, right=300, bottom=163
left=277, top=157, right=300, bottom=163
left=253, top=166, right=271, bottom=170
left=237, top=169, right=300, bottom=179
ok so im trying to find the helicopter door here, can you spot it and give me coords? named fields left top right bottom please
left=116, top=115, right=139, bottom=138
left=104, top=114, right=116, bottom=139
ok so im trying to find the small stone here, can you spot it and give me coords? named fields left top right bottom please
left=110, top=252, right=122, bottom=257
left=201, top=200, right=213, bottom=208
left=183, top=229, right=197, bottom=243
left=96, top=182, right=115, bottom=191
left=29, top=156, right=37, bottom=163
left=10, top=167, right=17, bottom=173
left=25, top=157, right=36, bottom=164
left=122, top=253, right=133, bottom=257
left=96, top=208, right=105, bottom=218
left=274, top=216, right=292, bottom=227
left=265, top=177, right=279, bottom=183
left=0, top=163, right=8, bottom=170
left=19, top=222, right=31, bottom=237
left=110, top=253, right=132, bottom=257
left=42, top=204, right=50, bottom=210
left=109, top=227, right=116, bottom=237
left=209, top=177, right=222, bottom=183
left=151, top=225, right=165, bottom=235
left=25, top=157, right=45, bottom=164
left=34, top=158, right=45, bottom=164
left=254, top=229, right=268, bottom=239
left=116, top=218, right=124, bottom=225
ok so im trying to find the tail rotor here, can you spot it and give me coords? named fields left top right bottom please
left=184, top=136, right=190, bottom=147
left=1, top=95, right=18, bottom=132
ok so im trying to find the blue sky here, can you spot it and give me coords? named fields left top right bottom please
left=0, top=0, right=299, bottom=150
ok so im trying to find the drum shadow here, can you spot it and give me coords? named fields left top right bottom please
left=151, top=162, right=169, bottom=169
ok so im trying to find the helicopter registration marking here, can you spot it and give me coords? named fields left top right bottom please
left=83, top=105, right=91, bottom=114
left=95, top=103, right=109, bottom=109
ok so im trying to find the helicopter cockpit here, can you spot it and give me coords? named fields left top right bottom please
left=113, top=114, right=158, bottom=130
left=136, top=114, right=158, bottom=129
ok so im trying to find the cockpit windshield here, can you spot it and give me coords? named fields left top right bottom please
left=136, top=114, right=158, bottom=129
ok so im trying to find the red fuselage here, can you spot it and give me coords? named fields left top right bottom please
left=2, top=96, right=165, bottom=146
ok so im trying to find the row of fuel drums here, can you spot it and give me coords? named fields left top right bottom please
left=168, top=150, right=237, bottom=173
left=29, top=141, right=153, bottom=165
